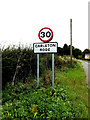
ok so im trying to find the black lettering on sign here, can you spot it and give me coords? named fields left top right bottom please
left=35, top=45, right=38, bottom=48
left=50, top=44, right=56, bottom=47
left=48, top=48, right=50, bottom=51
left=46, top=31, right=51, bottom=37
left=40, top=48, right=50, bottom=51
left=45, top=44, right=47, bottom=47
left=40, top=32, right=45, bottom=38
left=40, top=31, right=51, bottom=38
left=52, top=44, right=56, bottom=47
left=40, top=48, right=43, bottom=51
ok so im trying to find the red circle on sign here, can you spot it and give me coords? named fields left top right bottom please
left=38, top=27, right=53, bottom=43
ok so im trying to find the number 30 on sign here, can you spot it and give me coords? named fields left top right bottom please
left=38, top=27, right=53, bottom=43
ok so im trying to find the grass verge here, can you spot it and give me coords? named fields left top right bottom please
left=55, top=61, right=88, bottom=118
left=81, top=59, right=90, bottom=63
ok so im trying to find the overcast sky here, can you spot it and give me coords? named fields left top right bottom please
left=0, top=0, right=89, bottom=51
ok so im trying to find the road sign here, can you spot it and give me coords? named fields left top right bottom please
left=33, top=42, right=57, bottom=53
left=35, top=27, right=57, bottom=88
left=38, top=27, right=53, bottom=43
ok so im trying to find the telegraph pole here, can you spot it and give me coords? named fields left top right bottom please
left=70, top=19, right=72, bottom=67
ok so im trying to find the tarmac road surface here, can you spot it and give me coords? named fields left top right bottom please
left=78, top=60, right=90, bottom=88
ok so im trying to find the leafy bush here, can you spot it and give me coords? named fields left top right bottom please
left=2, top=46, right=37, bottom=88
left=1, top=85, right=75, bottom=119
left=2, top=46, right=77, bottom=88
left=2, top=52, right=88, bottom=119
left=2, top=83, right=88, bottom=119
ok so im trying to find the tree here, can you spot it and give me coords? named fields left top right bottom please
left=73, top=48, right=82, bottom=59
left=57, top=47, right=63, bottom=56
left=82, top=49, right=90, bottom=58
left=63, top=44, right=69, bottom=55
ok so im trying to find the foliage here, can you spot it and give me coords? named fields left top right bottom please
left=55, top=62, right=88, bottom=119
left=73, top=48, right=82, bottom=59
left=57, top=47, right=63, bottom=56
left=2, top=45, right=77, bottom=88
left=2, top=83, right=88, bottom=119
left=2, top=45, right=37, bottom=88
left=1, top=45, right=88, bottom=119
left=57, top=44, right=83, bottom=59
left=2, top=43, right=89, bottom=88
left=2, top=61, right=88, bottom=119
left=82, top=49, right=90, bottom=58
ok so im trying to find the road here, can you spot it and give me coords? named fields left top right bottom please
left=78, top=60, right=90, bottom=88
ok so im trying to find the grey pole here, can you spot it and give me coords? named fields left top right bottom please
left=37, top=54, right=39, bottom=87
left=70, top=19, right=72, bottom=67
left=52, top=53, right=54, bottom=87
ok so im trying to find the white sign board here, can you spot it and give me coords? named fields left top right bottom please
left=33, top=42, right=58, bottom=53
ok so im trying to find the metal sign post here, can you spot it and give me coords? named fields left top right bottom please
left=33, top=27, right=58, bottom=88
left=37, top=54, right=39, bottom=87
left=52, top=53, right=54, bottom=87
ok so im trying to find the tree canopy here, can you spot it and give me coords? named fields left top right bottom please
left=57, top=43, right=90, bottom=59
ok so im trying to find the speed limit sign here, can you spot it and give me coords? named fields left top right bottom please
left=38, top=27, right=53, bottom=43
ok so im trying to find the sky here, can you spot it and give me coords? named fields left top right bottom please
left=0, top=0, right=89, bottom=51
